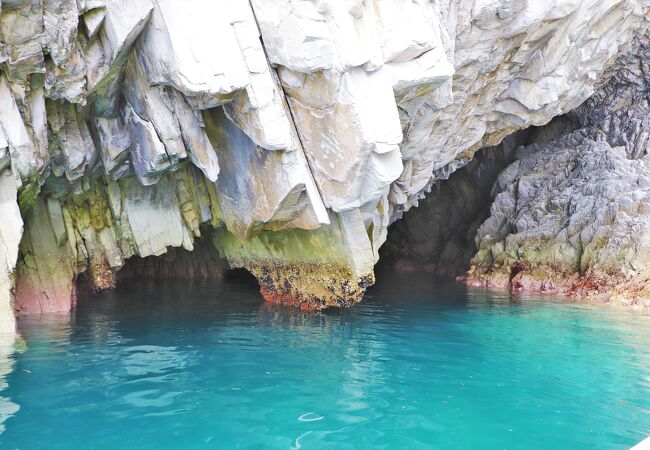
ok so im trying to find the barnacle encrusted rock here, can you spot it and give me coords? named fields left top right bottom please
left=0, top=0, right=648, bottom=332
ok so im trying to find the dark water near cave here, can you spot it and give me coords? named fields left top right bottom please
left=0, top=272, right=649, bottom=449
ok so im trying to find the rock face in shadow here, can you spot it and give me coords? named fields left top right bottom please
left=382, top=115, right=582, bottom=276
left=465, top=39, right=650, bottom=307
left=117, top=238, right=225, bottom=282
left=381, top=132, right=524, bottom=277
left=0, top=1, right=648, bottom=332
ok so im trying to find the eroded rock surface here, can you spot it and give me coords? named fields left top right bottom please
left=0, top=0, right=647, bottom=332
left=382, top=114, right=582, bottom=276
left=0, top=171, right=22, bottom=335
left=466, top=39, right=650, bottom=307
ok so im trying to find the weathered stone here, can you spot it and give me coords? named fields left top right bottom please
left=119, top=175, right=194, bottom=257
left=465, top=40, right=650, bottom=307
left=213, top=214, right=375, bottom=310
left=85, top=0, right=154, bottom=114
left=136, top=0, right=249, bottom=109
left=0, top=0, right=646, bottom=334
left=392, top=0, right=650, bottom=213
left=383, top=114, right=583, bottom=276
left=83, top=7, right=106, bottom=40
left=0, top=170, right=22, bottom=334
left=43, top=0, right=79, bottom=68
left=202, top=107, right=326, bottom=239
left=90, top=117, right=131, bottom=178
left=15, top=197, right=77, bottom=315
left=0, top=1, right=45, bottom=81
left=0, top=76, right=44, bottom=184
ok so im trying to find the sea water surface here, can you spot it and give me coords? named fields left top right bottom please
left=0, top=271, right=649, bottom=449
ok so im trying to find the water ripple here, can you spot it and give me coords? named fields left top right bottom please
left=0, top=273, right=647, bottom=449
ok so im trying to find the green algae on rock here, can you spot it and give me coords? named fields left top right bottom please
left=0, top=0, right=649, bottom=334
left=213, top=217, right=376, bottom=309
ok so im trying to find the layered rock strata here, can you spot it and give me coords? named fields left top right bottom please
left=465, top=39, right=650, bottom=307
left=0, top=1, right=647, bottom=333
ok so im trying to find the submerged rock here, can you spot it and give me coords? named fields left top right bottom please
left=0, top=0, right=647, bottom=332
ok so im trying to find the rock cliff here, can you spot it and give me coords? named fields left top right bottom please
left=0, top=0, right=648, bottom=333
left=465, top=38, right=650, bottom=307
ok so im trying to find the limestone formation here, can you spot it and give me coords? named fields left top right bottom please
left=0, top=0, right=647, bottom=333
left=0, top=171, right=22, bottom=335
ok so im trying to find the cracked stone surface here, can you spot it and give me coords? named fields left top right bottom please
left=0, top=0, right=648, bottom=332
left=465, top=38, right=650, bottom=307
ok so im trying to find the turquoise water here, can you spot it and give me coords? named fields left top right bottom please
left=0, top=272, right=649, bottom=449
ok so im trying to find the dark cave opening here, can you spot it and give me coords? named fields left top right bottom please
left=380, top=113, right=582, bottom=279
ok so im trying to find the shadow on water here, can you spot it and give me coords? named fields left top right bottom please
left=78, top=268, right=263, bottom=316
left=369, top=266, right=529, bottom=311
left=63, top=266, right=574, bottom=348
left=71, top=268, right=478, bottom=337
left=370, top=268, right=471, bottom=309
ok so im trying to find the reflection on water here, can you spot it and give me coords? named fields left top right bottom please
left=0, top=271, right=648, bottom=449
left=0, top=332, right=18, bottom=434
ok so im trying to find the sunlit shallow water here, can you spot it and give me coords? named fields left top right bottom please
left=0, top=272, right=649, bottom=449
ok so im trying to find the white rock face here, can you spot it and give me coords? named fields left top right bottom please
left=0, top=171, right=22, bottom=335
left=0, top=0, right=648, bottom=330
